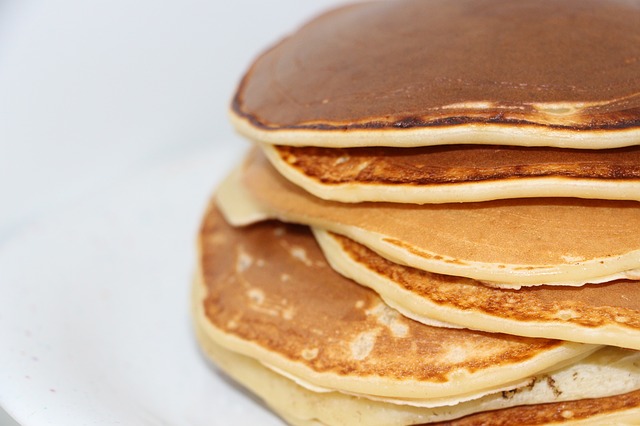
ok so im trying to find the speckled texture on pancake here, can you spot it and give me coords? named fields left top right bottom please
left=232, top=0, right=640, bottom=148
left=197, top=202, right=592, bottom=399
left=238, top=149, right=640, bottom=286
left=316, top=230, right=640, bottom=349
left=263, top=144, right=640, bottom=203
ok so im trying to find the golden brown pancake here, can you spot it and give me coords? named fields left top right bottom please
left=314, top=229, right=640, bottom=350
left=220, top=149, right=640, bottom=287
left=195, top=201, right=594, bottom=402
left=231, top=0, right=640, bottom=148
left=208, top=0, right=640, bottom=421
left=194, top=327, right=640, bottom=425
left=428, top=390, right=640, bottom=426
left=262, top=143, right=640, bottom=203
left=193, top=202, right=640, bottom=424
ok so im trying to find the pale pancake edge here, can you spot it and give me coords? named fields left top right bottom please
left=314, top=228, right=640, bottom=350
left=262, top=143, right=640, bottom=204
left=194, top=304, right=640, bottom=426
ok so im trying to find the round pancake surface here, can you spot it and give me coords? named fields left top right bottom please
left=263, top=144, right=640, bottom=203
left=196, top=202, right=593, bottom=400
left=314, top=229, right=640, bottom=349
left=229, top=149, right=640, bottom=286
left=232, top=0, right=640, bottom=148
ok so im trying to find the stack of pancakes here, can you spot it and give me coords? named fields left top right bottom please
left=193, top=0, right=640, bottom=424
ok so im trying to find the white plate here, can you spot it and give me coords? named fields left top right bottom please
left=0, top=146, right=285, bottom=425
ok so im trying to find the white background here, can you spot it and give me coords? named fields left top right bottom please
left=0, top=1, right=345, bottom=424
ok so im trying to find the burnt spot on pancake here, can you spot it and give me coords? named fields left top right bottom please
left=233, top=101, right=640, bottom=132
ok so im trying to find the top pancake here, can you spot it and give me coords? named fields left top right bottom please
left=231, top=0, right=640, bottom=148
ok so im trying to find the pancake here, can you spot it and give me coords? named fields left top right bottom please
left=195, top=201, right=595, bottom=402
left=218, top=149, right=640, bottom=287
left=430, top=395, right=640, bottom=426
left=313, top=229, right=640, bottom=349
left=193, top=202, right=640, bottom=424
left=262, top=144, right=640, bottom=203
left=194, top=327, right=640, bottom=426
left=231, top=0, right=640, bottom=149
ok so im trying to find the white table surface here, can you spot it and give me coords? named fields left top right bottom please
left=0, top=1, right=346, bottom=424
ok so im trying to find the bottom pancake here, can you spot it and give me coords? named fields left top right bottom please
left=192, top=199, right=640, bottom=423
left=194, top=287, right=640, bottom=426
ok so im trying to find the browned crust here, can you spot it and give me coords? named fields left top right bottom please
left=198, top=201, right=566, bottom=383
left=274, top=145, right=640, bottom=185
left=428, top=388, right=640, bottom=425
left=232, top=0, right=640, bottom=134
left=333, top=233, right=640, bottom=331
left=233, top=96, right=640, bottom=132
left=242, top=149, right=640, bottom=270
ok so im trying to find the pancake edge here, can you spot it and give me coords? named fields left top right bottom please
left=192, top=276, right=640, bottom=425
left=313, top=228, right=640, bottom=350
left=220, top=157, right=640, bottom=287
left=231, top=110, right=640, bottom=150
left=194, top=215, right=596, bottom=400
left=261, top=143, right=640, bottom=204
